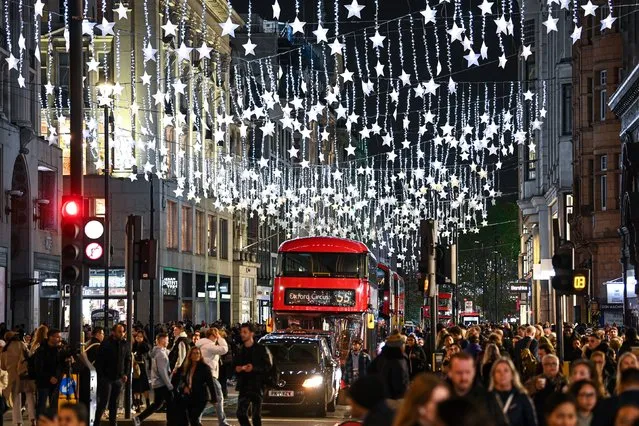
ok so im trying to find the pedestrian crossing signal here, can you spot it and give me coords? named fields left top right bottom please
left=572, top=269, right=589, bottom=295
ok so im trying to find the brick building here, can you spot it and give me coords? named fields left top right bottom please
left=572, top=5, right=623, bottom=325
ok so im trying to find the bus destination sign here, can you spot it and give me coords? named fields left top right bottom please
left=284, top=289, right=356, bottom=307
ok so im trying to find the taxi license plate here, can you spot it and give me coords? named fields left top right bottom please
left=269, top=390, right=294, bottom=397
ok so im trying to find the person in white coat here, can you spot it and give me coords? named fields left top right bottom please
left=195, top=327, right=230, bottom=426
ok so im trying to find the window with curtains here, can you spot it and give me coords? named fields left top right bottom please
left=167, top=201, right=178, bottom=249
left=181, top=206, right=192, bottom=252
left=195, top=210, right=204, bottom=255
left=208, top=215, right=217, bottom=257
left=219, top=218, right=229, bottom=259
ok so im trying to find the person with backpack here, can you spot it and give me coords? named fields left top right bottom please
left=195, top=327, right=231, bottom=426
left=515, top=326, right=539, bottom=381
left=235, top=322, right=273, bottom=426
left=169, top=324, right=189, bottom=383
left=1, top=331, right=36, bottom=426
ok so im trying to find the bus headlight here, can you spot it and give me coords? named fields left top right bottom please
left=302, top=375, right=324, bottom=388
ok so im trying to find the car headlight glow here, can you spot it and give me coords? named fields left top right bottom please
left=302, top=375, right=324, bottom=388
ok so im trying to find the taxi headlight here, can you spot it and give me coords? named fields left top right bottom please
left=302, top=375, right=324, bottom=388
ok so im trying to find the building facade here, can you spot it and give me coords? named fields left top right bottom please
left=608, top=0, right=639, bottom=328
left=35, top=0, right=259, bottom=328
left=517, top=0, right=575, bottom=324
left=572, top=2, right=624, bottom=325
left=0, top=0, right=65, bottom=332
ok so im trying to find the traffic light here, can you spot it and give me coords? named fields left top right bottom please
left=61, top=195, right=84, bottom=286
left=436, top=245, right=452, bottom=285
left=551, top=245, right=574, bottom=294
left=139, top=239, right=158, bottom=279
left=83, top=217, right=105, bottom=266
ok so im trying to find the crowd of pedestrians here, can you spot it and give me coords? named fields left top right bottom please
left=341, top=322, right=639, bottom=426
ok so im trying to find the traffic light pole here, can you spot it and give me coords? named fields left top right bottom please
left=104, top=105, right=111, bottom=330
left=68, top=0, right=84, bottom=349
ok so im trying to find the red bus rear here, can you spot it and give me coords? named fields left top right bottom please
left=273, top=237, right=379, bottom=361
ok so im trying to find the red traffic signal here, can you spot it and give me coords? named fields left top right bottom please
left=61, top=199, right=81, bottom=218
left=61, top=195, right=84, bottom=285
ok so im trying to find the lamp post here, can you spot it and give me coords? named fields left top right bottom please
left=98, top=84, right=113, bottom=329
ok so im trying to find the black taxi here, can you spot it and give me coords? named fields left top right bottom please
left=259, top=331, right=342, bottom=417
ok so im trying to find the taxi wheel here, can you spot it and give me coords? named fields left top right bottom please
left=317, top=394, right=327, bottom=417
left=327, top=393, right=337, bottom=412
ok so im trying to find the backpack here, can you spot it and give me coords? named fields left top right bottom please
left=520, top=340, right=538, bottom=380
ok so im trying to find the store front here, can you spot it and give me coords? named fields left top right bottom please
left=162, top=269, right=179, bottom=322
left=81, top=268, right=127, bottom=327
left=0, top=247, right=7, bottom=324
left=182, top=272, right=193, bottom=321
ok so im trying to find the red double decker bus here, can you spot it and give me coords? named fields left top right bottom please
left=376, top=264, right=406, bottom=336
left=273, top=237, right=379, bottom=361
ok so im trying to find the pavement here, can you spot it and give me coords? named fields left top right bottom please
left=5, top=392, right=351, bottom=425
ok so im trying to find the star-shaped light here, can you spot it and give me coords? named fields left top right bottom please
left=313, top=24, right=329, bottom=43
left=424, top=78, right=440, bottom=95
left=175, top=42, right=192, bottom=61
left=543, top=15, right=559, bottom=33
left=5, top=54, right=18, bottom=71
left=447, top=22, right=465, bottom=43
left=272, top=0, right=281, bottom=19
left=114, top=3, right=129, bottom=20
left=17, top=75, right=25, bottom=88
left=345, top=0, right=365, bottom=19
left=523, top=90, right=534, bottom=101
left=197, top=42, right=213, bottom=59
left=87, top=57, right=100, bottom=72
left=219, top=17, right=239, bottom=37
left=143, top=42, right=157, bottom=62
left=581, top=0, right=598, bottom=16
left=288, top=146, right=299, bottom=158
left=345, top=145, right=356, bottom=156
left=341, top=68, right=354, bottom=82
left=162, top=19, right=178, bottom=37
left=173, top=80, right=187, bottom=95
left=571, top=25, right=582, bottom=44
left=375, top=60, right=385, bottom=77
left=33, top=0, right=46, bottom=17
left=97, top=17, right=115, bottom=36
left=140, top=72, right=152, bottom=85
left=369, top=30, right=386, bottom=48
left=494, top=15, right=509, bottom=35
left=463, top=50, right=480, bottom=67
left=420, top=5, right=436, bottom=24
left=290, top=17, right=306, bottom=34
left=399, top=70, right=411, bottom=86
left=601, top=14, right=617, bottom=30
left=478, top=0, right=494, bottom=15
left=82, top=19, right=96, bottom=35
left=448, top=77, right=457, bottom=94
left=243, top=38, right=257, bottom=56
left=258, top=157, right=269, bottom=168
left=329, top=38, right=345, bottom=56
left=521, top=44, right=532, bottom=60
left=498, top=54, right=507, bottom=68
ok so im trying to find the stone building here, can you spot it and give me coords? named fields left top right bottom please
left=572, top=2, right=623, bottom=325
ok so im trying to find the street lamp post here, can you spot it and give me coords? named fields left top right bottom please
left=99, top=84, right=113, bottom=330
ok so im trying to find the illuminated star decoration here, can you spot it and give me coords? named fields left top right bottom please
left=345, top=0, right=365, bottom=19
left=219, top=17, right=239, bottom=37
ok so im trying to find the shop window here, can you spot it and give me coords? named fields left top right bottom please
left=182, top=272, right=193, bottom=298
left=561, top=84, right=572, bottom=135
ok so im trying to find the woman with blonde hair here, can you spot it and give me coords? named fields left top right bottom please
left=30, top=325, right=48, bottom=355
left=486, top=357, right=538, bottom=426
left=392, top=373, right=450, bottom=426
left=614, top=352, right=638, bottom=395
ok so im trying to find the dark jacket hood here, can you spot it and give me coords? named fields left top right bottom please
left=381, top=345, right=405, bottom=359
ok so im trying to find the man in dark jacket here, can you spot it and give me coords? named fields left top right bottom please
left=592, top=368, right=639, bottom=426
left=445, top=352, right=486, bottom=407
left=405, top=333, right=427, bottom=378
left=367, top=333, right=409, bottom=399
left=80, top=326, right=104, bottom=409
left=348, top=374, right=395, bottom=426
left=526, top=354, right=567, bottom=426
left=235, top=322, right=272, bottom=426
left=93, top=323, right=132, bottom=426
left=34, top=328, right=63, bottom=417
left=168, top=323, right=189, bottom=378
left=343, top=338, right=371, bottom=385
